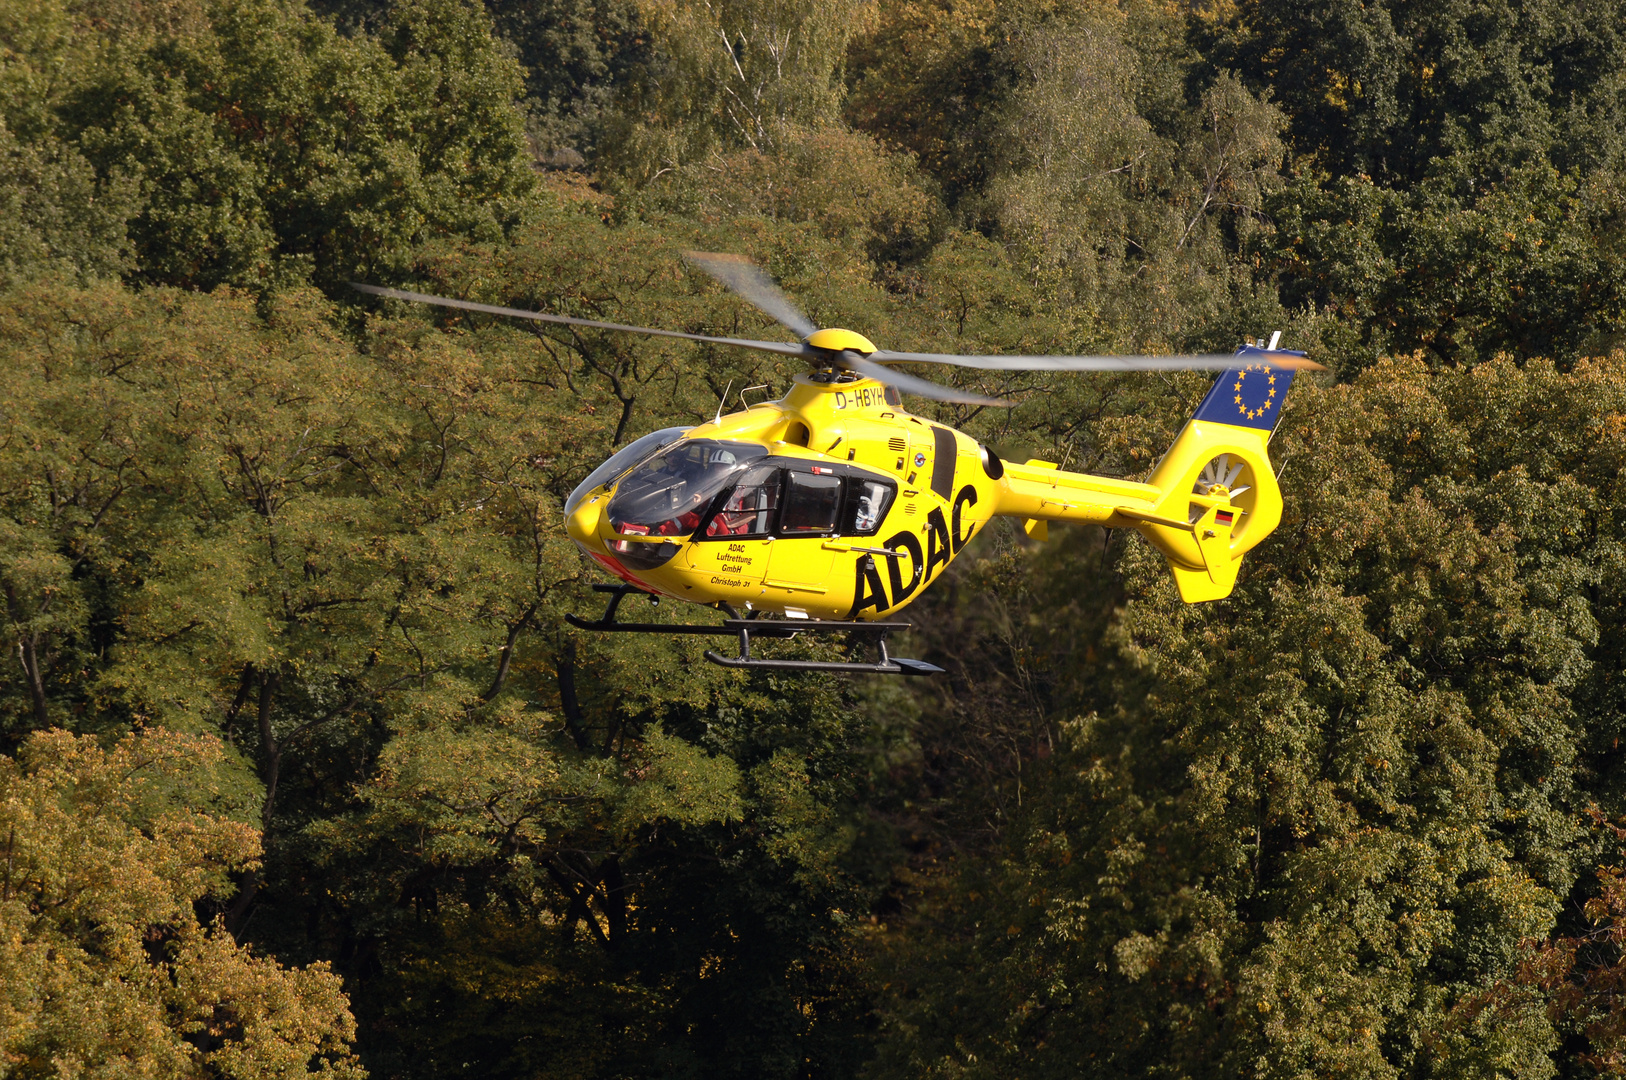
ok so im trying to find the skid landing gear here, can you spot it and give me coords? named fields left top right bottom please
left=566, top=584, right=943, bottom=677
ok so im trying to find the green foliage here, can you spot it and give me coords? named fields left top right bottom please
left=1481, top=816, right=1626, bottom=1075
left=484, top=0, right=650, bottom=164
left=0, top=251, right=898, bottom=1076
left=0, top=727, right=363, bottom=1077
left=633, top=125, right=947, bottom=268
left=1263, top=164, right=1626, bottom=368
left=5, top=0, right=1626, bottom=1074
left=844, top=0, right=1009, bottom=209
left=985, top=17, right=1287, bottom=346
left=597, top=0, right=869, bottom=182
left=1198, top=0, right=1626, bottom=184
left=868, top=356, right=1626, bottom=1077
left=1192, top=0, right=1626, bottom=372
left=0, top=0, right=536, bottom=291
left=0, top=124, right=135, bottom=283
left=851, top=0, right=1293, bottom=351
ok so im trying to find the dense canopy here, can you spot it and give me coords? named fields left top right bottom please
left=4, top=0, right=1626, bottom=1076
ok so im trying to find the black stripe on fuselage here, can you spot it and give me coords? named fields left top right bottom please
left=930, top=426, right=956, bottom=500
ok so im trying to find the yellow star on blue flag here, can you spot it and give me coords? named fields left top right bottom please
left=1193, top=346, right=1302, bottom=431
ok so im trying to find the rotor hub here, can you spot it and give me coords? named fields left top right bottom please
left=804, top=327, right=878, bottom=355
left=807, top=366, right=863, bottom=384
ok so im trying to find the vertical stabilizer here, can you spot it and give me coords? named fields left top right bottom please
left=1120, top=344, right=1305, bottom=602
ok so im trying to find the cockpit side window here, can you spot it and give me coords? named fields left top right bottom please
left=699, top=467, right=897, bottom=540
left=704, top=465, right=782, bottom=538
left=780, top=472, right=843, bottom=535
left=842, top=479, right=895, bottom=536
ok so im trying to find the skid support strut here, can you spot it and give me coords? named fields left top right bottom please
left=565, top=584, right=735, bottom=635
left=705, top=619, right=941, bottom=676
left=565, top=584, right=942, bottom=676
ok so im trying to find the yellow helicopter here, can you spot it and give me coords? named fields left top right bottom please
left=355, top=255, right=1322, bottom=676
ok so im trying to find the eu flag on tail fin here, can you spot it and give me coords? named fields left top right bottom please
left=1192, top=344, right=1304, bottom=431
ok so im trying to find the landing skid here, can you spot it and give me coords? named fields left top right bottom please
left=564, top=583, right=735, bottom=635
left=566, top=584, right=943, bottom=677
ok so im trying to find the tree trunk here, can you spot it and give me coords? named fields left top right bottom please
left=558, top=639, right=591, bottom=750
left=483, top=603, right=538, bottom=701
left=18, top=637, right=48, bottom=727
left=227, top=668, right=281, bottom=939
left=256, top=669, right=282, bottom=825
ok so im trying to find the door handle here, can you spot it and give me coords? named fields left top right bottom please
left=822, top=541, right=904, bottom=558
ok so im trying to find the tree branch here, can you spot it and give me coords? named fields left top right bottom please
left=483, top=603, right=539, bottom=702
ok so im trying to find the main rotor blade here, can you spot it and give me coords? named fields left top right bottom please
left=843, top=353, right=1008, bottom=407
left=871, top=349, right=1326, bottom=372
left=351, top=284, right=811, bottom=359
left=683, top=252, right=820, bottom=340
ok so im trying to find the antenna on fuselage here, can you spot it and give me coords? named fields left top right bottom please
left=715, top=379, right=734, bottom=425
left=1267, top=330, right=1282, bottom=350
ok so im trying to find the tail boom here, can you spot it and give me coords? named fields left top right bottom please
left=987, top=348, right=1303, bottom=602
left=994, top=460, right=1161, bottom=525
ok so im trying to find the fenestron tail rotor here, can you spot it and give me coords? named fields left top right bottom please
left=1189, top=454, right=1256, bottom=525
left=352, top=255, right=1323, bottom=406
left=1196, top=455, right=1251, bottom=500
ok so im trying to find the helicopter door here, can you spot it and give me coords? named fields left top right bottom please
left=763, top=470, right=842, bottom=594
left=683, top=465, right=780, bottom=582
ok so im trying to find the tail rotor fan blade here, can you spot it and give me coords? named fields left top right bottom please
left=683, top=252, right=819, bottom=340
left=1196, top=455, right=1253, bottom=499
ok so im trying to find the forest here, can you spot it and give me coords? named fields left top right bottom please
left=3, top=0, right=1626, bottom=1075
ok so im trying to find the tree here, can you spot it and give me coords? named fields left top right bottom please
left=1, top=0, right=537, bottom=291
left=847, top=0, right=1293, bottom=351
left=1262, top=164, right=1626, bottom=369
left=484, top=0, right=652, bottom=165
left=597, top=0, right=869, bottom=183
left=629, top=125, right=944, bottom=269
left=1196, top=0, right=1626, bottom=184
left=869, top=355, right=1626, bottom=1078
left=0, top=727, right=364, bottom=1077
left=0, top=241, right=904, bottom=1077
left=844, top=0, right=1009, bottom=210
left=982, top=8, right=1289, bottom=347
left=1463, top=814, right=1626, bottom=1075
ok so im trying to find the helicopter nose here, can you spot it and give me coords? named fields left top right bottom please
left=566, top=489, right=652, bottom=585
left=567, top=492, right=605, bottom=548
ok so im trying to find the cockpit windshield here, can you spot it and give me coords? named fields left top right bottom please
left=606, top=440, right=768, bottom=537
left=564, top=426, right=690, bottom=517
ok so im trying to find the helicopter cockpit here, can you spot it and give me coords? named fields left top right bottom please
left=593, top=435, right=902, bottom=571
left=607, top=440, right=769, bottom=538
